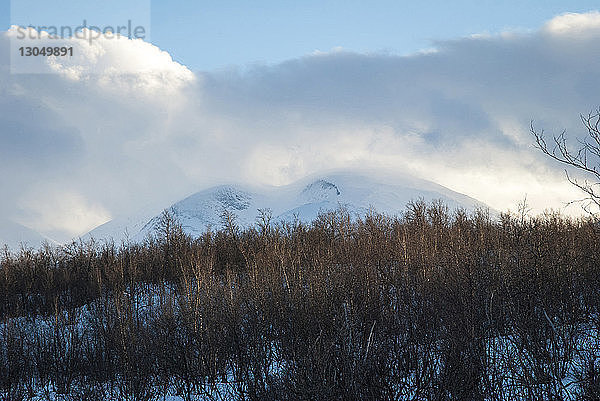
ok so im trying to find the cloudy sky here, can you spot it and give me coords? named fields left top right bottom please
left=1, top=2, right=600, bottom=242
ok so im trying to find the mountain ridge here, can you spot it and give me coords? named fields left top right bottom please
left=83, top=171, right=490, bottom=244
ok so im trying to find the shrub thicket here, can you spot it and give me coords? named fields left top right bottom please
left=1, top=203, right=599, bottom=400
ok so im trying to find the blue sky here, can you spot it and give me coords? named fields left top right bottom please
left=2, top=0, right=599, bottom=71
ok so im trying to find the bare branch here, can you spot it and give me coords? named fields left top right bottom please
left=532, top=111, right=600, bottom=217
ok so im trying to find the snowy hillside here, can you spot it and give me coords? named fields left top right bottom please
left=84, top=172, right=490, bottom=243
left=0, top=218, right=56, bottom=251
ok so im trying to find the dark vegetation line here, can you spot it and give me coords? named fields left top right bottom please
left=1, top=201, right=599, bottom=400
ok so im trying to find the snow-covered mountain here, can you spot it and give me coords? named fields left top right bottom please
left=0, top=218, right=56, bottom=252
left=84, top=172, right=490, bottom=244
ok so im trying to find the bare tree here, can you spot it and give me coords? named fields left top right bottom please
left=532, top=109, right=600, bottom=217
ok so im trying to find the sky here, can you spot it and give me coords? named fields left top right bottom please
left=1, top=2, right=600, bottom=243
left=1, top=1, right=600, bottom=70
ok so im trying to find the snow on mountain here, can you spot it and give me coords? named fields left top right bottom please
left=0, top=218, right=56, bottom=252
left=79, top=202, right=164, bottom=245
left=84, top=171, right=490, bottom=244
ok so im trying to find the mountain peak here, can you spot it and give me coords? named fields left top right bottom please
left=301, top=179, right=341, bottom=202
left=212, top=186, right=252, bottom=211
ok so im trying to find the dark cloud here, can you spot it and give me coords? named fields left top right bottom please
left=0, top=98, right=82, bottom=168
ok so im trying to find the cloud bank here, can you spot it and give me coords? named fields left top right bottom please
left=1, top=12, right=600, bottom=242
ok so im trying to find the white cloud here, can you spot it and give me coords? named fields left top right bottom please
left=17, top=190, right=111, bottom=239
left=7, top=26, right=195, bottom=91
left=543, top=11, right=600, bottom=36
left=2, top=12, right=600, bottom=242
